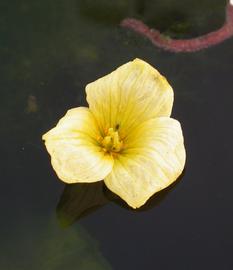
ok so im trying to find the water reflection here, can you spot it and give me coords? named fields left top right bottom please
left=57, top=182, right=109, bottom=227
left=57, top=172, right=184, bottom=226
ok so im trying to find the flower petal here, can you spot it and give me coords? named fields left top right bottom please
left=104, top=117, right=185, bottom=208
left=86, top=58, right=173, bottom=134
left=43, top=107, right=114, bottom=183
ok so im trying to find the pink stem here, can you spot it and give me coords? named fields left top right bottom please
left=121, top=3, right=233, bottom=52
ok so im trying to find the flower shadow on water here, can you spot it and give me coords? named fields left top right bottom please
left=56, top=170, right=185, bottom=227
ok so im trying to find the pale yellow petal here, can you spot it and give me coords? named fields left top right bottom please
left=86, top=58, right=173, bottom=135
left=43, top=107, right=113, bottom=183
left=104, top=117, right=185, bottom=208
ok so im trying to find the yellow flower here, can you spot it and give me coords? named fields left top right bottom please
left=43, top=59, right=186, bottom=209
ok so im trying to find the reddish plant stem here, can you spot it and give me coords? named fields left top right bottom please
left=121, top=2, right=233, bottom=52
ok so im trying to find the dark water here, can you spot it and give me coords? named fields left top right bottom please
left=1, top=0, right=233, bottom=269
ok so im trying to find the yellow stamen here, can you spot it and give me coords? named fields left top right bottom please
left=101, top=127, right=123, bottom=153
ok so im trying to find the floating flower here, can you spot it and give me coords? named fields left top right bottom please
left=43, top=59, right=186, bottom=208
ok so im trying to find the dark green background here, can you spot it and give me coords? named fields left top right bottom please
left=1, top=0, right=233, bottom=269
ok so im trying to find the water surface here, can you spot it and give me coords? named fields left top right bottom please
left=1, top=0, right=233, bottom=269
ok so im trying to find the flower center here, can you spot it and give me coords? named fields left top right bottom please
left=101, top=127, right=123, bottom=153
